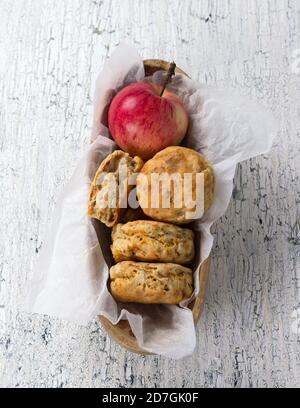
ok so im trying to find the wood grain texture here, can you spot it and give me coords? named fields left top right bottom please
left=0, top=0, right=300, bottom=388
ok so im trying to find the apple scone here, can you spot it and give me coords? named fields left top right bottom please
left=136, top=146, right=215, bottom=224
left=110, top=261, right=193, bottom=304
left=111, top=220, right=194, bottom=264
left=88, top=150, right=143, bottom=227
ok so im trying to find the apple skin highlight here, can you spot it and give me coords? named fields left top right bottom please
left=108, top=81, right=189, bottom=160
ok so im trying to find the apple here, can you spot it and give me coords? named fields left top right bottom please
left=108, top=81, right=189, bottom=160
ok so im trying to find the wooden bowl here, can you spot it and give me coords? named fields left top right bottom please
left=97, top=59, right=211, bottom=354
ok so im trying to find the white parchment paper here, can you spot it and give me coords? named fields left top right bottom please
left=26, top=45, right=278, bottom=359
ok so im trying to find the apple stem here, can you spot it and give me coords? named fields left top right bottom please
left=160, top=61, right=176, bottom=97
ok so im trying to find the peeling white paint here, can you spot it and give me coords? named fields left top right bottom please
left=0, top=0, right=300, bottom=388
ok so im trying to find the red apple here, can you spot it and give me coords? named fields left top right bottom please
left=108, top=81, right=189, bottom=159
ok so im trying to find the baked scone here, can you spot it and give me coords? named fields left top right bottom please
left=111, top=220, right=194, bottom=264
left=88, top=150, right=143, bottom=227
left=136, top=146, right=215, bottom=224
left=110, top=261, right=193, bottom=304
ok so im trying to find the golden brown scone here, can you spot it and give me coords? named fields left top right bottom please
left=110, top=261, right=193, bottom=304
left=136, top=146, right=215, bottom=224
left=88, top=150, right=143, bottom=227
left=111, top=220, right=194, bottom=264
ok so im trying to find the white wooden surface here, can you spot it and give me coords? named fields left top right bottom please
left=1, top=0, right=300, bottom=388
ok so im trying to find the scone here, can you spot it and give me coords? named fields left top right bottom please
left=111, top=220, right=194, bottom=264
left=136, top=146, right=215, bottom=224
left=110, top=261, right=193, bottom=304
left=88, top=150, right=143, bottom=227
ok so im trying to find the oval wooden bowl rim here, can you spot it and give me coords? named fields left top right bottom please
left=97, top=58, right=211, bottom=355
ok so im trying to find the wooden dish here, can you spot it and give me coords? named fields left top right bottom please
left=97, top=59, right=211, bottom=354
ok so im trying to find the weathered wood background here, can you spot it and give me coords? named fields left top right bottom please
left=1, top=0, right=300, bottom=388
